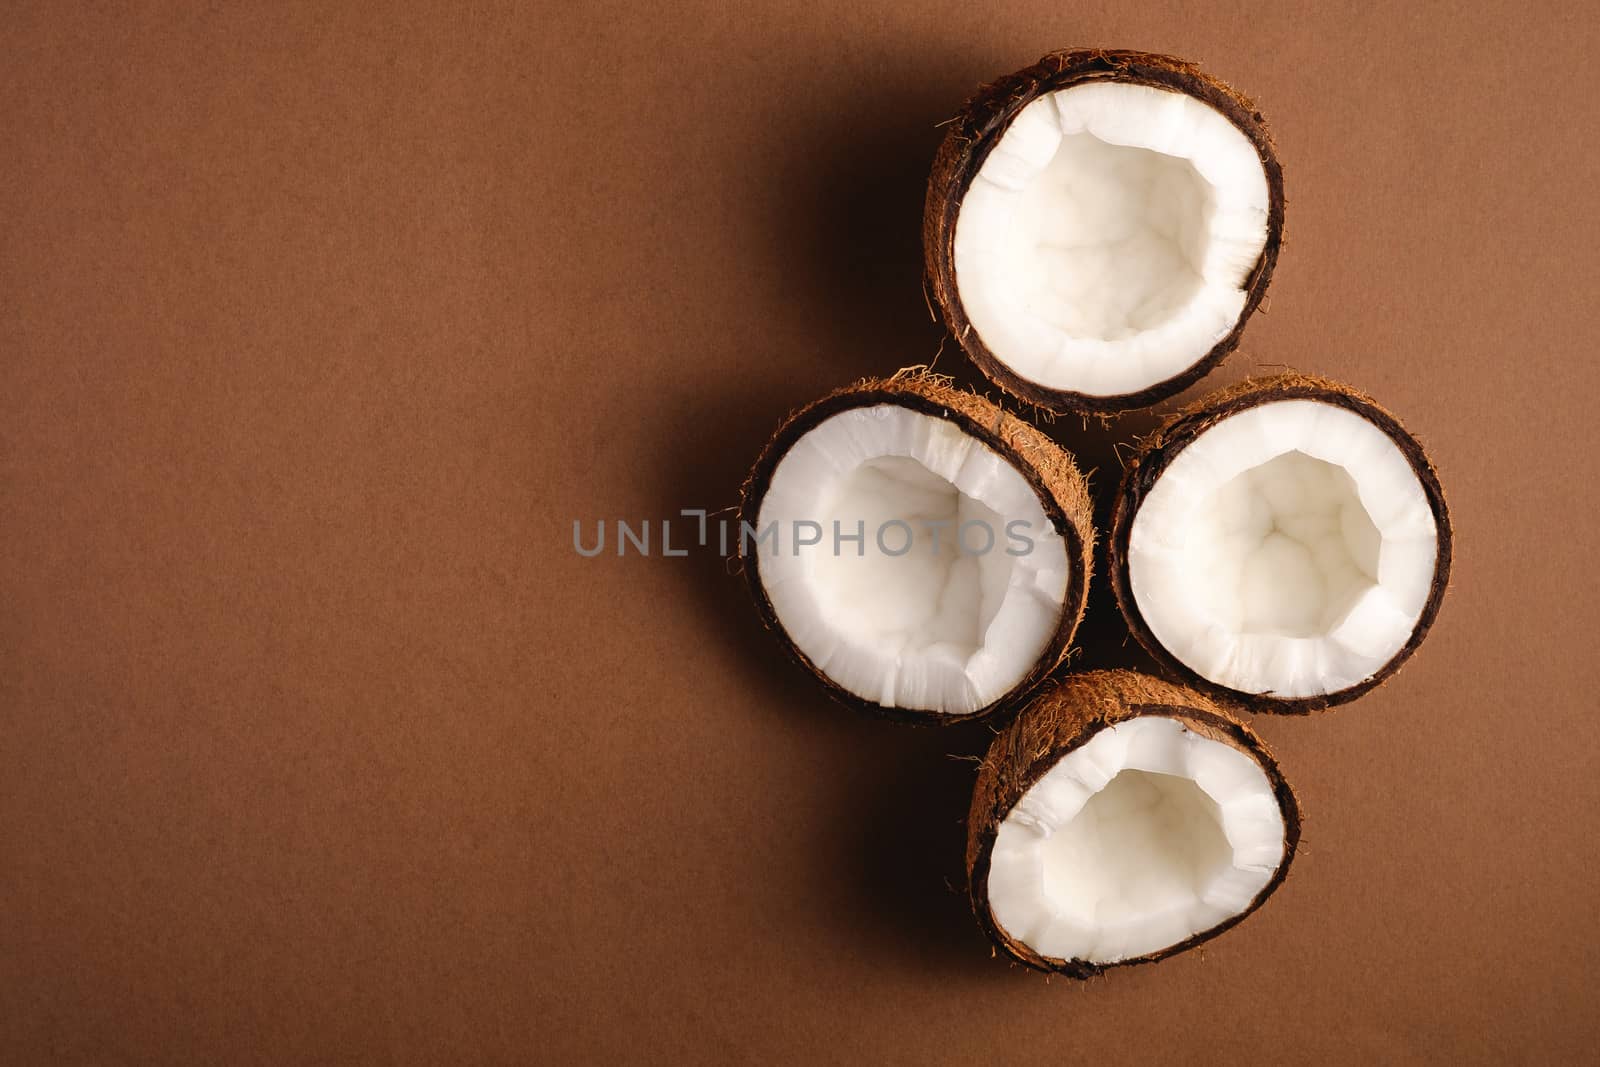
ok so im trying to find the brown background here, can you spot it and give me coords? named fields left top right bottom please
left=3, top=1, right=1597, bottom=1063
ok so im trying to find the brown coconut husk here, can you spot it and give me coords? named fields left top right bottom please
left=924, top=48, right=1285, bottom=414
left=1109, top=373, right=1454, bottom=714
left=966, top=669, right=1301, bottom=976
left=739, top=372, right=1095, bottom=725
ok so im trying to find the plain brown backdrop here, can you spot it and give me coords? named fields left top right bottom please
left=3, top=1, right=1597, bottom=1063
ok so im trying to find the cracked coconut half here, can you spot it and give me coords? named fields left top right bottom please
left=740, top=375, right=1093, bottom=724
left=925, top=49, right=1283, bottom=412
left=968, top=670, right=1299, bottom=975
left=1111, top=375, right=1453, bottom=713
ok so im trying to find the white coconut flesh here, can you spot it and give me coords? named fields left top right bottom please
left=953, top=82, right=1270, bottom=398
left=1129, top=399, right=1439, bottom=698
left=987, top=715, right=1286, bottom=964
left=757, top=404, right=1071, bottom=714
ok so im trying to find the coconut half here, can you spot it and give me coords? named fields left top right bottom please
left=968, top=670, right=1299, bottom=975
left=925, top=49, right=1284, bottom=412
left=1111, top=374, right=1453, bottom=713
left=740, top=375, right=1094, bottom=723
